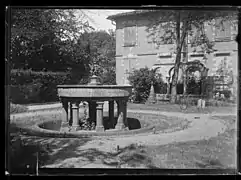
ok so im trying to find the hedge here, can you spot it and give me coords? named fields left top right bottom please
left=9, top=69, right=117, bottom=104
left=9, top=69, right=72, bottom=104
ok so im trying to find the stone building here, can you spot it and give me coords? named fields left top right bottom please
left=107, top=10, right=238, bottom=98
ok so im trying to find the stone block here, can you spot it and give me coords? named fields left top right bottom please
left=197, top=99, right=202, bottom=108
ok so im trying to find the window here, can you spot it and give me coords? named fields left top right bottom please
left=214, top=19, right=231, bottom=42
left=124, top=25, right=137, bottom=47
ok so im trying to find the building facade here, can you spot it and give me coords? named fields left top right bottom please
left=107, top=10, right=238, bottom=97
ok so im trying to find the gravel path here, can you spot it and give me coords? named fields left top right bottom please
left=77, top=112, right=231, bottom=151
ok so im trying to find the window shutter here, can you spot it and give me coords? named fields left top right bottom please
left=124, top=26, right=137, bottom=46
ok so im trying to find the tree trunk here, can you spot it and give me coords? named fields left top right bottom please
left=170, top=12, right=181, bottom=104
left=170, top=50, right=181, bottom=103
left=183, top=24, right=188, bottom=95
left=170, top=13, right=189, bottom=104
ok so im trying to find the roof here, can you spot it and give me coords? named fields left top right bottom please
left=106, top=7, right=239, bottom=21
left=106, top=10, right=158, bottom=21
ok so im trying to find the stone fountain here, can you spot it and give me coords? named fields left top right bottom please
left=57, top=75, right=132, bottom=132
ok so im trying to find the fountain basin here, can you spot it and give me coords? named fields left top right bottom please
left=57, top=85, right=132, bottom=99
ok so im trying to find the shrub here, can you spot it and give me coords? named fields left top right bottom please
left=128, top=67, right=164, bottom=103
left=10, top=103, right=28, bottom=114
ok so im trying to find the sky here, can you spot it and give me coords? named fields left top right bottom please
left=77, top=10, right=135, bottom=31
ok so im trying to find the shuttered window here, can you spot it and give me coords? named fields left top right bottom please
left=124, top=26, right=137, bottom=47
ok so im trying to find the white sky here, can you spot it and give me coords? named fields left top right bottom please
left=77, top=10, right=135, bottom=31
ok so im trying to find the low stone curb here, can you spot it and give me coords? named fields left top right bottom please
left=11, top=110, right=191, bottom=138
left=11, top=111, right=162, bottom=138
left=18, top=122, right=155, bottom=138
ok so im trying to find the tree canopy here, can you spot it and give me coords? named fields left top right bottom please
left=10, top=9, right=88, bottom=71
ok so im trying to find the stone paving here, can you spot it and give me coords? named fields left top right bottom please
left=10, top=104, right=237, bottom=168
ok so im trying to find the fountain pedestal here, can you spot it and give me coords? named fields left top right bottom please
left=72, top=102, right=80, bottom=130
left=96, top=101, right=105, bottom=132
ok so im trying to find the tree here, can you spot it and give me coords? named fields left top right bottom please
left=10, top=8, right=94, bottom=72
left=76, top=30, right=116, bottom=84
left=146, top=9, right=237, bottom=103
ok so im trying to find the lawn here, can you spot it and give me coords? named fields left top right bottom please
left=109, top=115, right=237, bottom=169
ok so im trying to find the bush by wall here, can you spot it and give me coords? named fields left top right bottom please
left=128, top=67, right=164, bottom=103
left=9, top=69, right=117, bottom=104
